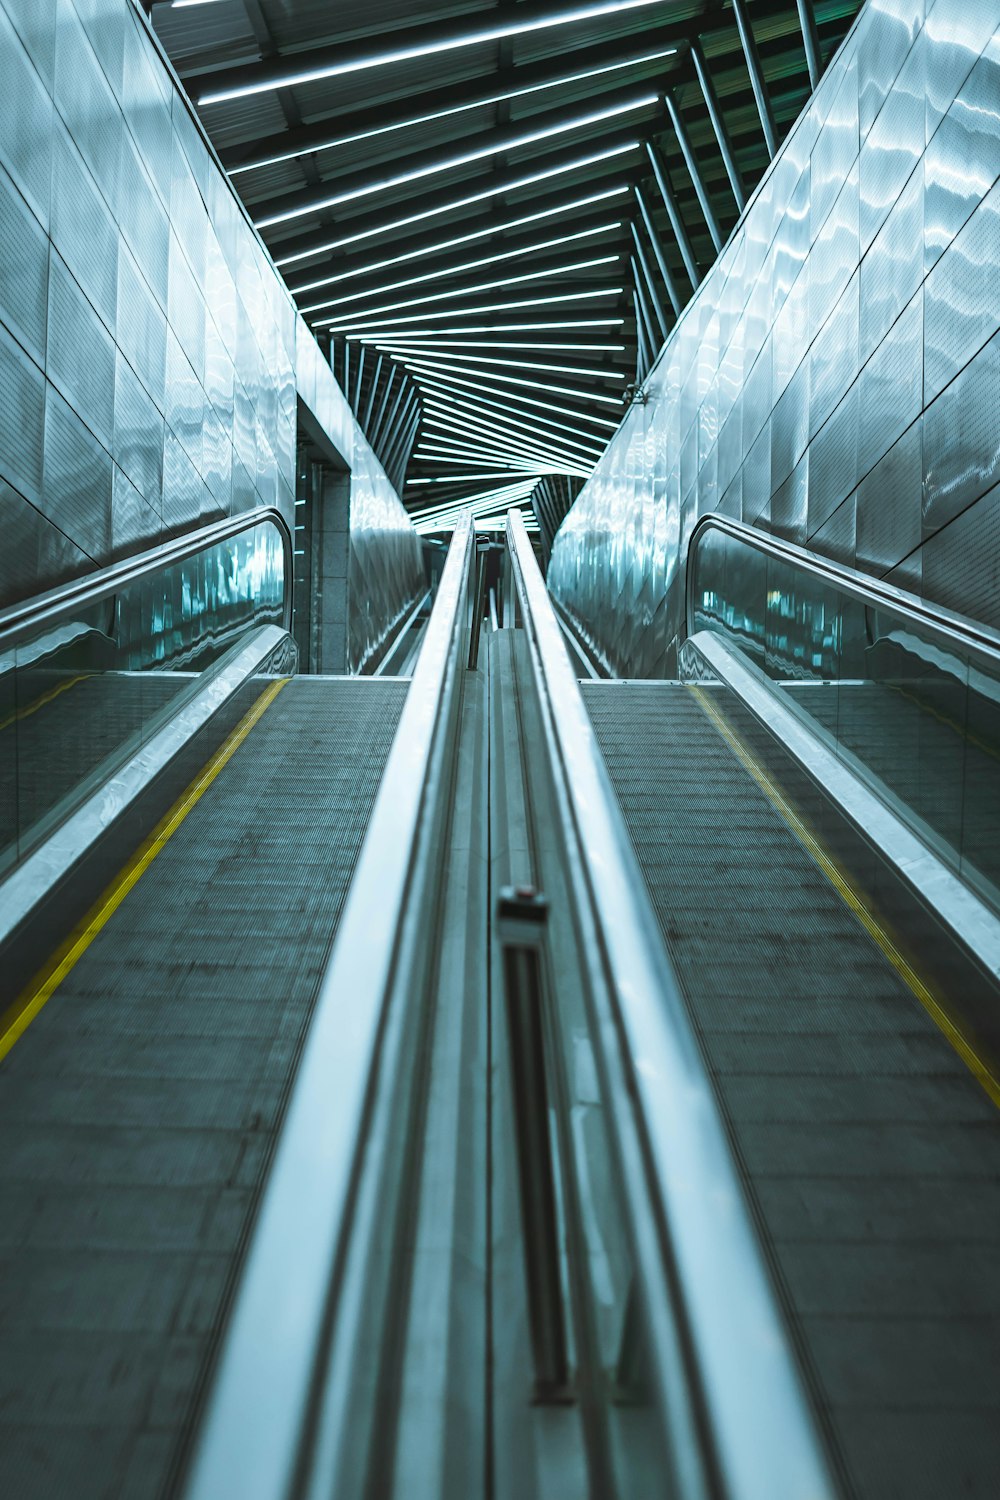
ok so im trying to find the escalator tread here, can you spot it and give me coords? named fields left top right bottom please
left=0, top=677, right=407, bottom=1500
left=583, top=680, right=1000, bottom=1500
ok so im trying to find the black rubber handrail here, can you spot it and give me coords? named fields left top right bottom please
left=687, top=514, right=1000, bottom=675
left=0, top=507, right=294, bottom=651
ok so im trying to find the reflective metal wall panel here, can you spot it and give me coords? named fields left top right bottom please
left=0, top=0, right=420, bottom=636
left=549, top=0, right=1000, bottom=677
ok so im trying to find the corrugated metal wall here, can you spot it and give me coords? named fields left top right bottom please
left=549, top=0, right=1000, bottom=677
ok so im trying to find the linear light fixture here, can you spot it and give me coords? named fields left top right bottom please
left=312, top=257, right=621, bottom=325
left=417, top=420, right=582, bottom=470
left=257, top=97, right=656, bottom=229
left=232, top=51, right=676, bottom=176
left=419, top=409, right=593, bottom=469
left=414, top=438, right=558, bottom=471
left=199, top=1, right=670, bottom=104
left=275, top=144, right=638, bottom=268
left=420, top=400, right=599, bottom=468
left=315, top=288, right=624, bottom=332
left=419, top=402, right=603, bottom=471
left=377, top=340, right=628, bottom=353
left=408, top=474, right=539, bottom=484
left=411, top=365, right=618, bottom=433
left=354, top=318, right=626, bottom=338
left=419, top=384, right=606, bottom=452
left=299, top=226, right=621, bottom=312
left=382, top=348, right=626, bottom=383
left=399, top=353, right=624, bottom=407
left=290, top=189, right=628, bottom=295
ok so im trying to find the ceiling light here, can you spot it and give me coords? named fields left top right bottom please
left=311, top=257, right=620, bottom=324
left=199, top=1, right=670, bottom=104
left=274, top=145, right=638, bottom=268
left=257, top=98, right=656, bottom=229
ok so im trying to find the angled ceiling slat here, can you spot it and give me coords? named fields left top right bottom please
left=153, top=0, right=864, bottom=530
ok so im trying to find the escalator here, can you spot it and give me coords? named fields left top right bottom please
left=1, top=505, right=998, bottom=1500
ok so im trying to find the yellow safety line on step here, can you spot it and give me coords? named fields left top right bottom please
left=689, top=683, right=1000, bottom=1110
left=0, top=676, right=290, bottom=1063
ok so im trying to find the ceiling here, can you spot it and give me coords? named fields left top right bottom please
left=150, top=0, right=862, bottom=536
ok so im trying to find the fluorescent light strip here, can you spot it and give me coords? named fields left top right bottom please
left=315, top=288, right=623, bottom=332
left=418, top=424, right=576, bottom=471
left=233, top=52, right=675, bottom=177
left=414, top=448, right=541, bottom=470
left=420, top=411, right=593, bottom=474
left=420, top=409, right=598, bottom=473
left=400, top=353, right=623, bottom=408
left=412, top=366, right=617, bottom=434
left=383, top=348, right=625, bottom=383
left=378, top=340, right=628, bottom=353
left=416, top=480, right=538, bottom=517
left=257, top=97, right=656, bottom=229
left=200, top=1, right=668, bottom=103
left=311, top=256, right=620, bottom=325
left=408, top=474, right=536, bottom=484
left=420, top=395, right=602, bottom=463
left=353, top=318, right=626, bottom=337
left=299, top=226, right=621, bottom=312
left=275, top=144, right=638, bottom=268
left=290, top=189, right=627, bottom=295
left=419, top=418, right=587, bottom=472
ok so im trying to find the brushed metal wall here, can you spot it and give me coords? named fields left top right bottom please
left=0, top=0, right=422, bottom=648
left=548, top=0, right=1000, bottom=678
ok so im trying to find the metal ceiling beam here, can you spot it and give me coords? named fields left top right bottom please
left=663, top=92, right=722, bottom=253
left=250, top=89, right=660, bottom=231
left=633, top=183, right=681, bottom=316
left=689, top=38, right=745, bottom=211
left=220, top=35, right=684, bottom=173
left=644, top=142, right=699, bottom=290
left=730, top=0, right=778, bottom=157
left=264, top=127, right=646, bottom=264
left=629, top=221, right=668, bottom=344
left=632, top=281, right=652, bottom=380
left=190, top=0, right=701, bottom=104
left=795, top=0, right=822, bottom=90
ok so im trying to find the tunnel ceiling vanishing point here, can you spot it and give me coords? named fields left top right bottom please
left=150, top=0, right=862, bottom=533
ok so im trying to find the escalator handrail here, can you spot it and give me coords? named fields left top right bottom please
left=183, top=513, right=475, bottom=1500
left=0, top=506, right=294, bottom=651
left=507, top=507, right=835, bottom=1500
left=687, top=514, right=1000, bottom=673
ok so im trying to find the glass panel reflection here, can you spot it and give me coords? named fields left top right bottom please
left=0, top=518, right=287, bottom=879
left=689, top=519, right=1000, bottom=910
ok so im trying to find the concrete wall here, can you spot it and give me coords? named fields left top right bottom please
left=549, top=0, right=1000, bottom=676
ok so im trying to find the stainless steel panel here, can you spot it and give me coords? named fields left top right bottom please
left=4, top=0, right=56, bottom=90
left=859, top=69, right=923, bottom=254
left=113, top=348, right=163, bottom=505
left=924, top=175, right=1000, bottom=402
left=0, top=477, right=91, bottom=608
left=807, top=382, right=860, bottom=538
left=0, top=322, right=45, bottom=502
left=858, top=287, right=923, bottom=478
left=53, top=0, right=120, bottom=213
left=0, top=162, right=48, bottom=365
left=770, top=449, right=809, bottom=542
left=0, top=2, right=53, bottom=226
left=856, top=416, right=922, bottom=572
left=859, top=160, right=923, bottom=361
left=771, top=355, right=810, bottom=490
left=116, top=241, right=165, bottom=410
left=46, top=248, right=115, bottom=450
left=118, top=129, right=168, bottom=307
left=110, top=461, right=160, bottom=558
left=51, top=125, right=117, bottom=332
left=810, top=53, right=859, bottom=238
left=809, top=490, right=858, bottom=566
left=919, top=477, right=1000, bottom=627
left=808, top=160, right=859, bottom=339
left=810, top=269, right=859, bottom=439
left=924, top=29, right=1000, bottom=272
left=923, top=328, right=1000, bottom=532
left=923, top=0, right=1000, bottom=144
left=41, top=381, right=113, bottom=552
left=857, top=0, right=924, bottom=138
